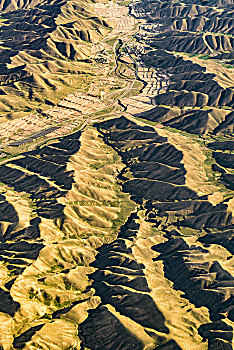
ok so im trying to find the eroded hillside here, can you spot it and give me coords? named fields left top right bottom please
left=0, top=0, right=233, bottom=349
left=0, top=0, right=111, bottom=120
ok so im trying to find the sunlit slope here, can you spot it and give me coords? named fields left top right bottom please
left=0, top=119, right=232, bottom=349
left=0, top=127, right=136, bottom=349
left=0, top=0, right=111, bottom=119
left=0, top=0, right=233, bottom=348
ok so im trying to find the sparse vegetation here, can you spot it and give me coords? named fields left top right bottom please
left=0, top=0, right=233, bottom=349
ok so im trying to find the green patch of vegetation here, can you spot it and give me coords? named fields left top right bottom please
left=202, top=148, right=230, bottom=193
left=111, top=191, right=136, bottom=235
left=42, top=290, right=52, bottom=306
left=54, top=295, right=73, bottom=309
left=117, top=0, right=131, bottom=6
left=64, top=277, right=73, bottom=290
left=28, top=199, right=37, bottom=211
left=90, top=106, right=115, bottom=118
left=105, top=38, right=117, bottom=46
left=28, top=288, right=38, bottom=299
left=198, top=55, right=210, bottom=60
left=135, top=116, right=158, bottom=127
left=179, top=226, right=206, bottom=237
left=89, top=162, right=103, bottom=170
left=187, top=53, right=210, bottom=60
left=48, top=262, right=64, bottom=274
left=113, top=153, right=119, bottom=163
left=221, top=106, right=232, bottom=110
left=222, top=64, right=234, bottom=69
left=8, top=270, right=16, bottom=277
left=162, top=125, right=206, bottom=144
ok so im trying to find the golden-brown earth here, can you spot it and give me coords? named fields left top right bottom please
left=0, top=0, right=233, bottom=349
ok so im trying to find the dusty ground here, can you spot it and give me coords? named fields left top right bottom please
left=0, top=0, right=233, bottom=349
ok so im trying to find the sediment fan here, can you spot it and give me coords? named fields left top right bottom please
left=0, top=0, right=233, bottom=349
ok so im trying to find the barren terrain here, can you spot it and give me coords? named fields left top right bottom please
left=0, top=0, right=233, bottom=349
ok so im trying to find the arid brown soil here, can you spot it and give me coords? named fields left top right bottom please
left=0, top=0, right=233, bottom=349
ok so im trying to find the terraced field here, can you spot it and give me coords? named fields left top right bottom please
left=0, top=0, right=233, bottom=349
